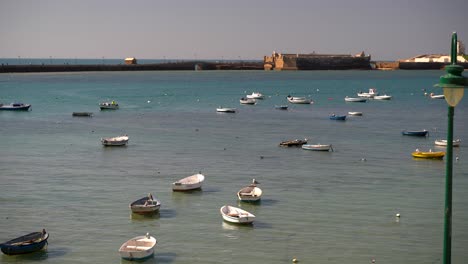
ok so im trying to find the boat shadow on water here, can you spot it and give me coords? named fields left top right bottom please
left=130, top=212, right=161, bottom=221
left=0, top=246, right=70, bottom=261
left=120, top=252, right=177, bottom=264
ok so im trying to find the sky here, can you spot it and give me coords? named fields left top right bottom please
left=1, top=0, right=467, bottom=61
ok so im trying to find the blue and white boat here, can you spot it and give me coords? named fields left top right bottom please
left=329, top=114, right=347, bottom=121
left=0, top=103, right=31, bottom=111
left=0, top=229, right=48, bottom=255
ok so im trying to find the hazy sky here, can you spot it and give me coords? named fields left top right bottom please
left=1, top=0, right=467, bottom=61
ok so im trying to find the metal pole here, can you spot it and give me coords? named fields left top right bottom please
left=443, top=105, right=454, bottom=264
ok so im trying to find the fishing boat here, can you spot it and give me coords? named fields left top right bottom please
left=118, top=233, right=157, bottom=261
left=434, top=139, right=461, bottom=147
left=348, top=111, right=363, bottom=116
left=274, top=105, right=288, bottom=110
left=0, top=229, right=48, bottom=255
left=101, top=135, right=129, bottom=146
left=72, top=112, right=93, bottom=117
left=99, top=101, right=119, bottom=110
left=239, top=97, right=256, bottom=105
left=344, top=97, right=367, bottom=102
left=412, top=149, right=445, bottom=159
left=402, top=130, right=428, bottom=137
left=429, top=93, right=445, bottom=99
left=357, top=88, right=378, bottom=98
left=374, top=94, right=393, bottom=100
left=0, top=103, right=31, bottom=111
left=220, top=205, right=255, bottom=224
left=279, top=139, right=307, bottom=147
left=302, top=144, right=333, bottom=151
left=246, top=92, right=264, bottom=99
left=237, top=179, right=262, bottom=202
left=286, top=95, right=312, bottom=104
left=216, top=107, right=236, bottom=113
left=172, top=173, right=205, bottom=191
left=329, top=114, right=347, bottom=120
left=129, top=193, right=161, bottom=214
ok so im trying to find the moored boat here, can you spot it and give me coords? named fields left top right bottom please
left=101, top=135, right=129, bottom=146
left=246, top=92, right=264, bottom=99
left=434, top=139, right=461, bottom=147
left=220, top=205, right=255, bottom=224
left=99, top=101, right=119, bottom=110
left=402, top=130, right=428, bottom=137
left=237, top=179, right=262, bottom=202
left=0, top=103, right=31, bottom=111
left=329, top=114, right=347, bottom=120
left=279, top=139, right=307, bottom=147
left=344, top=97, right=367, bottom=102
left=275, top=105, right=288, bottom=110
left=374, top=94, right=392, bottom=100
left=118, top=233, right=157, bottom=261
left=239, top=97, right=256, bottom=105
left=72, top=112, right=93, bottom=117
left=429, top=93, right=445, bottom=99
left=412, top=149, right=445, bottom=159
left=172, top=173, right=205, bottom=191
left=348, top=111, right=363, bottom=116
left=286, top=95, right=312, bottom=104
left=0, top=229, right=48, bottom=255
left=357, top=88, right=378, bottom=98
left=216, top=107, right=236, bottom=113
left=129, top=193, right=161, bottom=214
left=302, top=144, right=333, bottom=151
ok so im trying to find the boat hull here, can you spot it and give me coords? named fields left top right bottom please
left=302, top=144, right=332, bottom=151
left=434, top=139, right=461, bottom=147
left=101, top=136, right=129, bottom=146
left=329, top=115, right=347, bottom=120
left=130, top=196, right=161, bottom=214
left=216, top=108, right=236, bottom=113
left=1, top=232, right=48, bottom=255
left=172, top=174, right=205, bottom=191
left=0, top=104, right=31, bottom=111
left=119, top=235, right=157, bottom=261
left=412, top=151, right=445, bottom=159
left=220, top=206, right=255, bottom=224
left=237, top=186, right=262, bottom=202
left=402, top=130, right=428, bottom=137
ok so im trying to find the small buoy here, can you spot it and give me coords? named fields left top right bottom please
left=456, top=156, right=459, bottom=161
left=292, top=258, right=298, bottom=263
left=361, top=158, right=366, bottom=162
left=371, top=259, right=376, bottom=263
left=260, top=156, right=264, bottom=159
left=147, top=100, right=151, bottom=103
left=396, top=213, right=400, bottom=217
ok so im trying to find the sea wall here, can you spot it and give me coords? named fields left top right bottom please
left=0, top=61, right=264, bottom=73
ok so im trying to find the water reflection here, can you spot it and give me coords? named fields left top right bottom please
left=130, top=212, right=160, bottom=221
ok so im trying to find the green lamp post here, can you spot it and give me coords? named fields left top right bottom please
left=436, top=32, right=468, bottom=264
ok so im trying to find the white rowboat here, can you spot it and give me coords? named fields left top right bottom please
left=172, top=173, right=205, bottom=191
left=101, top=135, right=129, bottom=146
left=118, top=233, right=157, bottom=261
left=220, top=205, right=255, bottom=224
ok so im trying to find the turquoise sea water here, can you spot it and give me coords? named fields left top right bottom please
left=1, top=70, right=467, bottom=264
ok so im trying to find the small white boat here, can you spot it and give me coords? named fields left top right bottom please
left=348, top=111, right=363, bottom=116
left=99, top=101, right=119, bottom=110
left=287, top=95, right=312, bottom=104
left=172, top=173, right=205, bottom=191
left=374, top=94, right=392, bottom=100
left=216, top=107, right=236, bottom=113
left=220, top=205, right=255, bottom=224
left=302, top=144, right=333, bottom=151
left=129, top=193, right=161, bottom=214
left=344, top=96, right=367, bottom=102
left=239, top=98, right=256, bottom=105
left=0, top=103, right=31, bottom=111
left=118, top=233, right=157, bottom=261
left=101, top=135, right=129, bottom=146
left=430, top=93, right=445, bottom=99
left=357, top=88, right=378, bottom=98
left=237, top=179, right=262, bottom=202
left=246, top=92, right=264, bottom=99
left=434, top=139, right=461, bottom=147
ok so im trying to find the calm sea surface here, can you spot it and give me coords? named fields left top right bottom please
left=1, top=70, right=467, bottom=264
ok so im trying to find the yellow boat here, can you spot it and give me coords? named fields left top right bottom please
left=412, top=149, right=445, bottom=159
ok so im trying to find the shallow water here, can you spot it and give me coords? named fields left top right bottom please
left=1, top=70, right=467, bottom=263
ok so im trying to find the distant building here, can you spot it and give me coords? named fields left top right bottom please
left=264, top=51, right=371, bottom=70
left=124, top=58, right=137, bottom=65
left=399, top=54, right=467, bottom=63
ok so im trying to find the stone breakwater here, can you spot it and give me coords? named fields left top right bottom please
left=0, top=61, right=264, bottom=73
